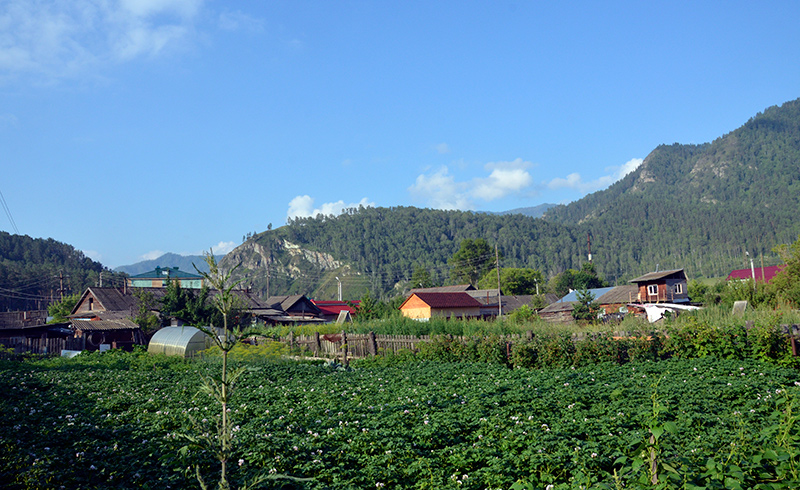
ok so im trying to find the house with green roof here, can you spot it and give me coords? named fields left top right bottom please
left=126, top=266, right=205, bottom=289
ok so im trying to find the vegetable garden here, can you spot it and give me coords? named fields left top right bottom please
left=2, top=348, right=800, bottom=489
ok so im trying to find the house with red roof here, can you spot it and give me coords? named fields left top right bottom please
left=399, top=292, right=482, bottom=321
left=726, top=265, right=785, bottom=284
left=312, top=300, right=360, bottom=323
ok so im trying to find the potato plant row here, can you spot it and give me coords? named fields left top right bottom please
left=1, top=350, right=799, bottom=489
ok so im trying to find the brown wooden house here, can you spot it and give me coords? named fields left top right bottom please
left=399, top=292, right=482, bottom=320
left=629, top=269, right=689, bottom=303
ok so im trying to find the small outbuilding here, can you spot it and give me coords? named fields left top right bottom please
left=147, top=326, right=212, bottom=357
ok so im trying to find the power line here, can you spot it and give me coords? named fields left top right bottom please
left=0, top=188, right=19, bottom=234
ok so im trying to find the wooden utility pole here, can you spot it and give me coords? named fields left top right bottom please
left=495, top=244, right=502, bottom=317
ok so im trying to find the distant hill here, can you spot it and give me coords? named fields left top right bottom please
left=221, top=98, right=800, bottom=299
left=544, top=98, right=800, bottom=278
left=115, top=253, right=219, bottom=275
left=0, top=231, right=122, bottom=311
left=495, top=203, right=558, bottom=218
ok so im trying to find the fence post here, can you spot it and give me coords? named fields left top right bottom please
left=288, top=331, right=294, bottom=350
left=342, top=331, right=349, bottom=366
left=314, top=332, right=321, bottom=356
left=368, top=331, right=377, bottom=356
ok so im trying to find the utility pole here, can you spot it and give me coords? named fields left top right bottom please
left=495, top=244, right=502, bottom=317
left=58, top=271, right=65, bottom=301
left=587, top=231, right=593, bottom=262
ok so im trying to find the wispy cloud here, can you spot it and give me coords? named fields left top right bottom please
left=435, top=142, right=450, bottom=154
left=0, top=0, right=205, bottom=80
left=140, top=249, right=166, bottom=261
left=547, top=157, right=643, bottom=194
left=287, top=195, right=375, bottom=220
left=210, top=240, right=236, bottom=254
left=408, top=158, right=534, bottom=210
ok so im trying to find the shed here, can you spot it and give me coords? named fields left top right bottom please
left=148, top=326, right=211, bottom=357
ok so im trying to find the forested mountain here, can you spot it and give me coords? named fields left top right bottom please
left=223, top=98, right=800, bottom=300
left=115, top=253, right=215, bottom=275
left=544, top=98, right=800, bottom=278
left=0, top=232, right=122, bottom=311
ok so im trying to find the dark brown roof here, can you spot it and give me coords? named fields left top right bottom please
left=71, top=319, right=140, bottom=331
left=629, top=269, right=686, bottom=283
left=408, top=292, right=482, bottom=309
left=409, top=284, right=475, bottom=294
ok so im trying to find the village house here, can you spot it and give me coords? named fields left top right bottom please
left=727, top=265, right=785, bottom=284
left=629, top=269, right=690, bottom=303
left=537, top=285, right=638, bottom=323
left=127, top=266, right=204, bottom=289
left=399, top=292, right=482, bottom=321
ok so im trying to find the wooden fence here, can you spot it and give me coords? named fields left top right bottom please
left=0, top=336, right=86, bottom=358
left=267, top=322, right=800, bottom=362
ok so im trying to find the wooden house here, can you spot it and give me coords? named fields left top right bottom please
left=537, top=285, right=639, bottom=323
left=70, top=319, right=144, bottom=352
left=399, top=292, right=482, bottom=321
left=259, top=295, right=324, bottom=324
left=629, top=269, right=689, bottom=303
left=127, top=266, right=205, bottom=289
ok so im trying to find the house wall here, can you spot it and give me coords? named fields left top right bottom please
left=431, top=306, right=481, bottom=319
left=129, top=279, right=203, bottom=289
left=400, top=296, right=432, bottom=319
left=74, top=294, right=102, bottom=314
left=637, top=279, right=688, bottom=303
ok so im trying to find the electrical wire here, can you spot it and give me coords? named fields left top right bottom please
left=0, top=188, right=19, bottom=234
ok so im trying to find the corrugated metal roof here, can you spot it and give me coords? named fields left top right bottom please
left=558, top=287, right=616, bottom=303
left=129, top=267, right=203, bottom=279
left=409, top=285, right=475, bottom=294
left=409, top=292, right=483, bottom=308
left=629, top=269, right=686, bottom=283
left=596, top=285, right=638, bottom=305
left=71, top=319, right=140, bottom=331
left=727, top=265, right=785, bottom=283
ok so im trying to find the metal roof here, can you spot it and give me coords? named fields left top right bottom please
left=629, top=269, right=686, bottom=283
left=404, top=292, right=483, bottom=309
left=71, top=319, right=140, bottom=331
left=129, top=267, right=203, bottom=279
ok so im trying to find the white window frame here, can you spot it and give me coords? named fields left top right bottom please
left=674, top=283, right=683, bottom=295
left=647, top=284, right=658, bottom=296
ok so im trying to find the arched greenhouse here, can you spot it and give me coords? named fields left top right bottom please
left=147, top=326, right=211, bottom=357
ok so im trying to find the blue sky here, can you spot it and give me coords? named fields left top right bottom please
left=1, top=1, right=799, bottom=268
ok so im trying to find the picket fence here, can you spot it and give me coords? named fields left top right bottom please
left=270, top=322, right=800, bottom=362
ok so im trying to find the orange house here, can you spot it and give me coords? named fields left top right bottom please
left=399, top=292, right=482, bottom=321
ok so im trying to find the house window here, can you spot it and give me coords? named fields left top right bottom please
left=675, top=283, right=683, bottom=294
left=647, top=284, right=658, bottom=296
left=88, top=298, right=94, bottom=311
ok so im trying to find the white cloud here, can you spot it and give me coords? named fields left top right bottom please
left=0, top=0, right=205, bottom=79
left=547, top=157, right=643, bottom=194
left=211, top=240, right=236, bottom=254
left=435, top=143, right=450, bottom=154
left=287, top=195, right=375, bottom=220
left=408, top=167, right=471, bottom=210
left=408, top=158, right=535, bottom=210
left=141, top=249, right=165, bottom=261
